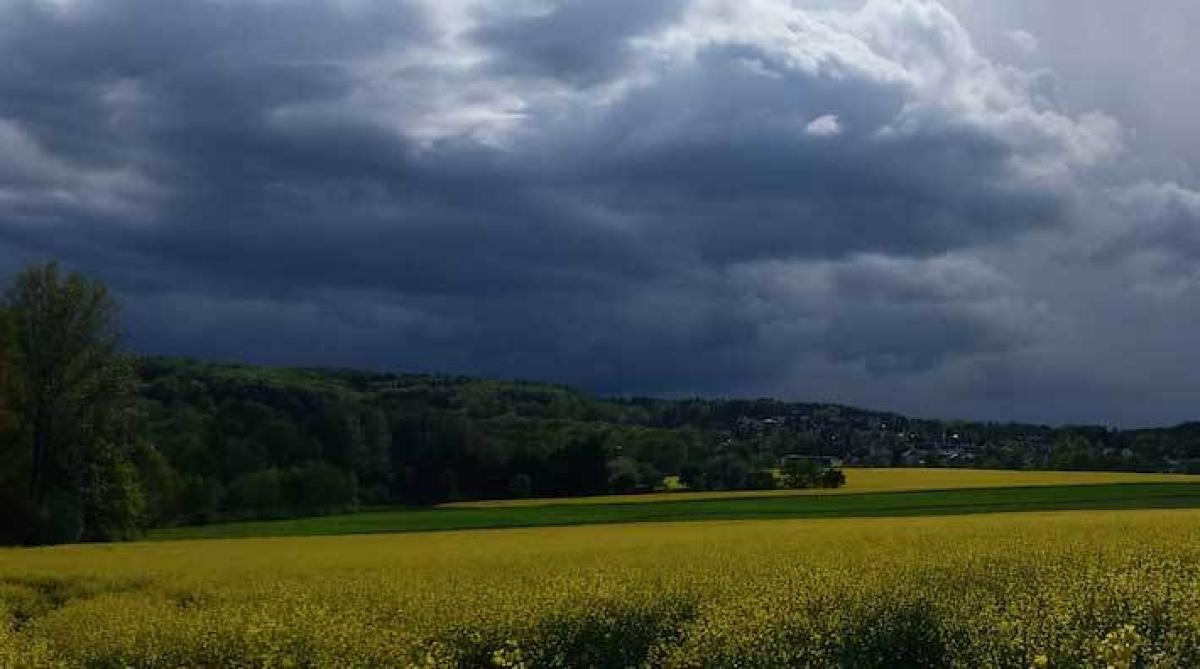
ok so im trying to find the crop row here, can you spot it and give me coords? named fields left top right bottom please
left=4, top=510, right=1200, bottom=667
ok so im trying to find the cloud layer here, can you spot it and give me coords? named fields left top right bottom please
left=1, top=0, right=1197, bottom=425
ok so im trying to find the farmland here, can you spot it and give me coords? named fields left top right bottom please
left=148, top=468, right=1200, bottom=541
left=447, top=468, right=1199, bottom=507
left=5, top=510, right=1200, bottom=666
left=6, top=469, right=1200, bottom=666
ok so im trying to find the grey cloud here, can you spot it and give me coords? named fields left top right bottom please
left=725, top=254, right=1037, bottom=376
left=472, top=0, right=690, bottom=85
left=504, top=1, right=1116, bottom=262
left=1, top=0, right=1191, bottom=425
left=1105, top=183, right=1200, bottom=258
left=943, top=0, right=1200, bottom=179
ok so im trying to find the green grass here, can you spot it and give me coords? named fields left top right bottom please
left=148, top=482, right=1200, bottom=541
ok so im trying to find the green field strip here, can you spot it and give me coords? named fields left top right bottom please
left=145, top=482, right=1200, bottom=541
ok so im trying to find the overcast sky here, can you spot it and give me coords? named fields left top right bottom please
left=3, top=0, right=1200, bottom=426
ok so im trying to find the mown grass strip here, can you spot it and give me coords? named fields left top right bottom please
left=145, top=482, right=1200, bottom=541
left=444, top=468, right=1199, bottom=508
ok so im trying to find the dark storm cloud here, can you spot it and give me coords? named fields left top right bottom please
left=3, top=0, right=1185, bottom=424
left=1100, top=183, right=1200, bottom=264
left=472, top=0, right=691, bottom=84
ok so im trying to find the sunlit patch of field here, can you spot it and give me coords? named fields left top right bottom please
left=444, top=467, right=1198, bottom=507
left=6, top=510, right=1200, bottom=666
left=147, top=481, right=1200, bottom=541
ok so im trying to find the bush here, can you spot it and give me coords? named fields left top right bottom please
left=781, top=458, right=821, bottom=488
left=607, top=457, right=640, bottom=494
left=745, top=470, right=777, bottom=490
left=79, top=441, right=145, bottom=542
left=821, top=468, right=847, bottom=489
left=509, top=473, right=533, bottom=498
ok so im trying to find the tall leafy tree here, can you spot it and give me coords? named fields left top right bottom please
left=2, top=262, right=143, bottom=543
left=0, top=307, right=31, bottom=542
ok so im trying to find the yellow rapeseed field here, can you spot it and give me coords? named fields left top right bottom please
left=445, top=467, right=1197, bottom=507
left=4, top=510, right=1200, bottom=667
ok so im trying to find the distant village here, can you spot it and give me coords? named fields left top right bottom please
left=689, top=402, right=1198, bottom=474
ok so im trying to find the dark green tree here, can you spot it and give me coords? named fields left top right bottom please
left=283, top=462, right=355, bottom=515
left=606, top=456, right=640, bottom=493
left=508, top=472, right=533, bottom=498
left=745, top=469, right=778, bottom=490
left=0, top=308, right=35, bottom=542
left=1, top=262, right=144, bottom=542
left=704, top=455, right=749, bottom=490
left=820, top=467, right=847, bottom=489
left=781, top=458, right=821, bottom=489
left=678, top=463, right=707, bottom=490
left=228, top=468, right=283, bottom=518
left=78, top=439, right=145, bottom=541
left=358, top=408, right=393, bottom=503
left=129, top=440, right=183, bottom=524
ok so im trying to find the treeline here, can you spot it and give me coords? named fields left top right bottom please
left=4, top=262, right=1200, bottom=544
left=133, top=358, right=811, bottom=524
left=128, top=362, right=1199, bottom=528
left=0, top=263, right=840, bottom=544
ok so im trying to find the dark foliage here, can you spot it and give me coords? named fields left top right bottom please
left=1, top=263, right=142, bottom=543
left=4, top=263, right=1200, bottom=541
left=125, top=355, right=1200, bottom=529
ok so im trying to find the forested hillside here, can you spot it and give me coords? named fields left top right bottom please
left=4, top=264, right=1199, bottom=543
left=133, top=356, right=1200, bottom=527
left=137, top=357, right=730, bottom=523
